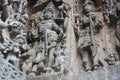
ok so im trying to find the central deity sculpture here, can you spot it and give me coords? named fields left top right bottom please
left=37, top=2, right=66, bottom=73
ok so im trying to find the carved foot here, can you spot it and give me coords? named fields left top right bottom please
left=85, top=67, right=92, bottom=72
left=94, top=65, right=100, bottom=70
left=28, top=72, right=36, bottom=77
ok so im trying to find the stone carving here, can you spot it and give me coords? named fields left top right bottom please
left=29, top=42, right=46, bottom=76
left=77, top=0, right=109, bottom=71
left=52, top=49, right=66, bottom=73
left=28, top=19, right=39, bottom=42
left=38, top=8, right=59, bottom=68
left=110, top=1, right=120, bottom=60
left=102, top=0, right=110, bottom=23
left=0, top=20, right=11, bottom=29
left=5, top=0, right=68, bottom=76
left=37, top=2, right=67, bottom=74
left=20, top=42, right=38, bottom=74
left=0, top=57, right=26, bottom=80
left=4, top=41, right=20, bottom=68
left=75, top=0, right=81, bottom=12
left=1, top=0, right=120, bottom=80
left=13, top=33, right=28, bottom=52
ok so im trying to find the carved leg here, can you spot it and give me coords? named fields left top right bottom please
left=48, top=48, right=55, bottom=68
left=28, top=64, right=37, bottom=77
left=31, top=64, right=37, bottom=74
left=22, top=61, right=33, bottom=74
left=22, top=62, right=27, bottom=73
left=60, top=64, right=66, bottom=73
left=26, top=62, right=33, bottom=74
left=81, top=49, right=92, bottom=71
left=93, top=48, right=100, bottom=70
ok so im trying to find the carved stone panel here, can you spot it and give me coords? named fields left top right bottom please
left=0, top=0, right=120, bottom=80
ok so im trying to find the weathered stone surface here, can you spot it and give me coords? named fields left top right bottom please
left=73, top=65, right=120, bottom=80
left=27, top=73, right=67, bottom=80
left=0, top=57, right=26, bottom=80
left=0, top=0, right=120, bottom=80
left=26, top=64, right=120, bottom=80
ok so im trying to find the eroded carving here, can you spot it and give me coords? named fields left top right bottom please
left=112, top=1, right=120, bottom=60
left=1, top=0, right=120, bottom=79
left=77, top=0, right=109, bottom=71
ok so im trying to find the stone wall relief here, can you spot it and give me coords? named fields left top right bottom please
left=0, top=0, right=28, bottom=79
left=0, top=0, right=120, bottom=79
left=34, top=1, right=68, bottom=75
left=110, top=1, right=120, bottom=62
left=101, top=0, right=120, bottom=64
left=0, top=0, right=70, bottom=77
left=74, top=0, right=120, bottom=72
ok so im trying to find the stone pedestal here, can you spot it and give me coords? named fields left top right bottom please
left=26, top=64, right=120, bottom=80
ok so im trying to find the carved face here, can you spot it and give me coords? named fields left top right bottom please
left=44, top=10, right=53, bottom=19
left=84, top=4, right=94, bottom=13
